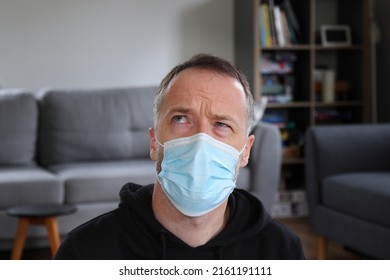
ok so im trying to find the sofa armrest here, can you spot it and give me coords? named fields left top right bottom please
left=248, top=122, right=281, bottom=211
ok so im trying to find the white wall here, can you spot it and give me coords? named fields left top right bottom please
left=0, top=0, right=233, bottom=91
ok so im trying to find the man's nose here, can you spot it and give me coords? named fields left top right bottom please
left=196, top=119, right=211, bottom=135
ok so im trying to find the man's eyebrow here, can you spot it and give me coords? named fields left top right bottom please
left=166, top=107, right=240, bottom=126
left=166, top=106, right=192, bottom=115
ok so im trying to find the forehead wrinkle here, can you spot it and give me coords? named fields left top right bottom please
left=165, top=106, right=193, bottom=117
left=161, top=68, right=248, bottom=127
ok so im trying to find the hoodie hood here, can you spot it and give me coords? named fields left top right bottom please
left=118, top=183, right=272, bottom=259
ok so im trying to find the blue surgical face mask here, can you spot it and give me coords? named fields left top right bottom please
left=156, top=133, right=245, bottom=217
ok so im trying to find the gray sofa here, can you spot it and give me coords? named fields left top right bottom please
left=305, top=124, right=390, bottom=259
left=0, top=87, right=281, bottom=250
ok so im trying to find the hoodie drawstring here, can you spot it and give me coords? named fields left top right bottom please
left=159, top=230, right=167, bottom=260
left=216, top=246, right=224, bottom=260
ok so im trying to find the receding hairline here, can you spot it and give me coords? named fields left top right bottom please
left=153, top=54, right=255, bottom=132
left=164, top=67, right=246, bottom=95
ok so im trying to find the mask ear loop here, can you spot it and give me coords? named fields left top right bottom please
left=238, top=143, right=247, bottom=156
left=155, top=137, right=164, bottom=148
left=234, top=140, right=249, bottom=184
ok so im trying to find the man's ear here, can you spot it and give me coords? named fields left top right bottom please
left=149, top=128, right=157, bottom=161
left=240, top=135, right=255, bottom=167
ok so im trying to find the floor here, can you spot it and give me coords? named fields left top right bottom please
left=277, top=217, right=363, bottom=260
left=0, top=247, right=52, bottom=260
left=0, top=217, right=362, bottom=260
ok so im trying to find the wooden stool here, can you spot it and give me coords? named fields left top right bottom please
left=6, top=204, right=76, bottom=260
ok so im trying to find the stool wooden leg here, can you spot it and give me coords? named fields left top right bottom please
left=318, top=235, right=329, bottom=260
left=45, top=217, right=60, bottom=256
left=11, top=218, right=30, bottom=260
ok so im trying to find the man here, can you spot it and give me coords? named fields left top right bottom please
left=55, top=54, right=305, bottom=259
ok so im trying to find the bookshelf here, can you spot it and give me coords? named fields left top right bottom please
left=234, top=0, right=372, bottom=217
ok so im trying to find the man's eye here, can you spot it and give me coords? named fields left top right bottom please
left=173, top=115, right=187, bottom=123
left=216, top=122, right=230, bottom=128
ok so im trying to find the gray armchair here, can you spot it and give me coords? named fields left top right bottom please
left=305, top=124, right=390, bottom=259
left=237, top=122, right=281, bottom=212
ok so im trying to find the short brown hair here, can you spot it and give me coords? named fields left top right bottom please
left=154, top=53, right=255, bottom=133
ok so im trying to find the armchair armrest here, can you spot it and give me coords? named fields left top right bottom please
left=248, top=122, right=281, bottom=211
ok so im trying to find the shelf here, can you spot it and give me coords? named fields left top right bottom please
left=261, top=45, right=312, bottom=51
left=267, top=102, right=311, bottom=109
left=314, top=45, right=364, bottom=51
left=314, top=101, right=363, bottom=107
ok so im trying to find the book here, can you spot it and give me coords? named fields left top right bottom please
left=282, top=0, right=301, bottom=37
left=261, top=74, right=294, bottom=104
left=273, top=5, right=285, bottom=46
left=285, top=12, right=299, bottom=44
left=262, top=4, right=272, bottom=46
left=260, top=53, right=294, bottom=74
left=259, top=4, right=267, bottom=46
left=260, top=51, right=296, bottom=103
left=262, top=75, right=285, bottom=95
left=268, top=0, right=278, bottom=46
left=280, top=9, right=292, bottom=46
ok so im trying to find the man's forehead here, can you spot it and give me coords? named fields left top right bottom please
left=158, top=68, right=248, bottom=121
left=164, top=69, right=245, bottom=100
left=167, top=68, right=242, bottom=89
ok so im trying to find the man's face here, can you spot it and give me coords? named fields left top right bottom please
left=149, top=68, right=254, bottom=171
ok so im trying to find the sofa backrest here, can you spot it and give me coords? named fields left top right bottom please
left=0, top=89, right=38, bottom=166
left=306, top=124, right=390, bottom=181
left=38, top=87, right=157, bottom=166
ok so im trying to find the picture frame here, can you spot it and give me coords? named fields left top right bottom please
left=320, top=25, right=352, bottom=47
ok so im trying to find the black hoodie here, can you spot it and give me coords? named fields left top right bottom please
left=55, top=183, right=305, bottom=259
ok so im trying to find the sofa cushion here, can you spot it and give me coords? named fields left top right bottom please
left=0, top=166, right=62, bottom=208
left=0, top=89, right=37, bottom=166
left=38, top=87, right=157, bottom=166
left=49, top=160, right=156, bottom=204
left=322, top=172, right=390, bottom=228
